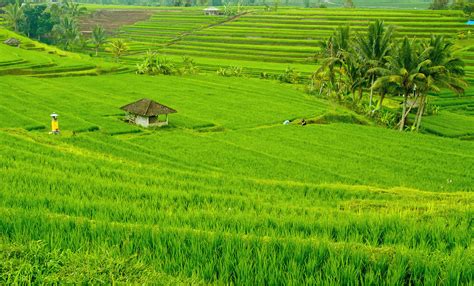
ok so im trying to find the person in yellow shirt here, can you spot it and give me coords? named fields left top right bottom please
left=51, top=113, right=59, bottom=134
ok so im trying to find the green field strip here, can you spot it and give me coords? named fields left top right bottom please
left=1, top=206, right=472, bottom=285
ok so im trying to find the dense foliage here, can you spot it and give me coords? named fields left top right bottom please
left=314, top=21, right=467, bottom=131
left=1, top=0, right=95, bottom=49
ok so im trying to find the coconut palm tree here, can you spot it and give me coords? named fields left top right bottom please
left=338, top=50, right=365, bottom=102
left=91, top=24, right=107, bottom=56
left=372, top=37, right=429, bottom=131
left=413, top=35, right=467, bottom=131
left=52, top=16, right=80, bottom=51
left=3, top=1, right=24, bottom=32
left=355, top=20, right=394, bottom=107
left=62, top=0, right=87, bottom=17
left=316, top=26, right=353, bottom=100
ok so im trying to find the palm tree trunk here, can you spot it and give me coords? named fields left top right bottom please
left=377, top=92, right=385, bottom=110
left=358, top=86, right=363, bottom=102
left=415, top=95, right=426, bottom=131
left=369, top=77, right=374, bottom=107
left=399, top=93, right=407, bottom=131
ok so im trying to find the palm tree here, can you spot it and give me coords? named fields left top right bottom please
left=316, top=26, right=352, bottom=100
left=109, top=39, right=128, bottom=62
left=372, top=37, right=429, bottom=131
left=52, top=16, right=80, bottom=51
left=62, top=0, right=87, bottom=17
left=355, top=20, right=394, bottom=107
left=3, top=1, right=24, bottom=33
left=91, top=25, right=107, bottom=56
left=413, top=35, right=467, bottom=131
left=340, top=52, right=365, bottom=102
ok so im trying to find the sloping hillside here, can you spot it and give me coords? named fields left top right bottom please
left=0, top=32, right=473, bottom=284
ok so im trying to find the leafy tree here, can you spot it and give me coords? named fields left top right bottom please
left=52, top=16, right=80, bottom=51
left=109, top=39, right=128, bottom=62
left=429, top=0, right=449, bottom=10
left=3, top=1, right=24, bottom=32
left=463, top=3, right=474, bottom=19
left=21, top=4, right=53, bottom=39
left=36, top=11, right=55, bottom=42
left=91, top=24, right=107, bottom=56
left=344, top=0, right=354, bottom=8
left=274, top=0, right=280, bottom=11
left=0, top=0, right=16, bottom=8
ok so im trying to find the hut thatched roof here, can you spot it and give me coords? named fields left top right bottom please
left=4, top=38, right=21, bottom=47
left=121, top=98, right=177, bottom=116
left=204, top=6, right=220, bottom=11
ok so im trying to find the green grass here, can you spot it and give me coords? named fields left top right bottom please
left=0, top=10, right=473, bottom=284
left=1, top=70, right=473, bottom=284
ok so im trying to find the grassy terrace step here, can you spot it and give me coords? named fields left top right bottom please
left=113, top=7, right=466, bottom=69
left=159, top=50, right=307, bottom=63
left=0, top=59, right=28, bottom=67
left=173, top=41, right=318, bottom=53
left=241, top=14, right=466, bottom=22
left=198, top=26, right=457, bottom=38
left=271, top=8, right=463, bottom=16
left=165, top=45, right=314, bottom=58
left=226, top=20, right=466, bottom=29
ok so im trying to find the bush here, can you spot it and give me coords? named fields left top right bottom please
left=260, top=71, right=271, bottom=79
left=136, top=51, right=176, bottom=75
left=278, top=67, right=300, bottom=84
left=216, top=66, right=243, bottom=77
left=178, top=56, right=199, bottom=75
left=425, top=102, right=440, bottom=115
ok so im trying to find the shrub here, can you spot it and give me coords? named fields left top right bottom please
left=260, top=71, right=271, bottom=79
left=278, top=67, right=300, bottom=84
left=425, top=102, right=440, bottom=115
left=178, top=56, right=199, bottom=75
left=216, top=66, right=243, bottom=77
left=136, top=51, right=176, bottom=75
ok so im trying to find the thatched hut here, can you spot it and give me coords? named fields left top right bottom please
left=121, top=98, right=177, bottom=128
left=204, top=7, right=221, bottom=15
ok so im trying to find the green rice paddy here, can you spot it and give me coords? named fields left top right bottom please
left=0, top=6, right=473, bottom=284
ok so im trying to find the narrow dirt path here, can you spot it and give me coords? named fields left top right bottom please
left=164, top=12, right=252, bottom=47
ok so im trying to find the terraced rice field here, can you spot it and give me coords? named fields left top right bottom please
left=106, top=7, right=474, bottom=138
left=1, top=8, right=473, bottom=284
left=0, top=28, right=124, bottom=77
left=113, top=8, right=469, bottom=74
left=1, top=71, right=473, bottom=284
